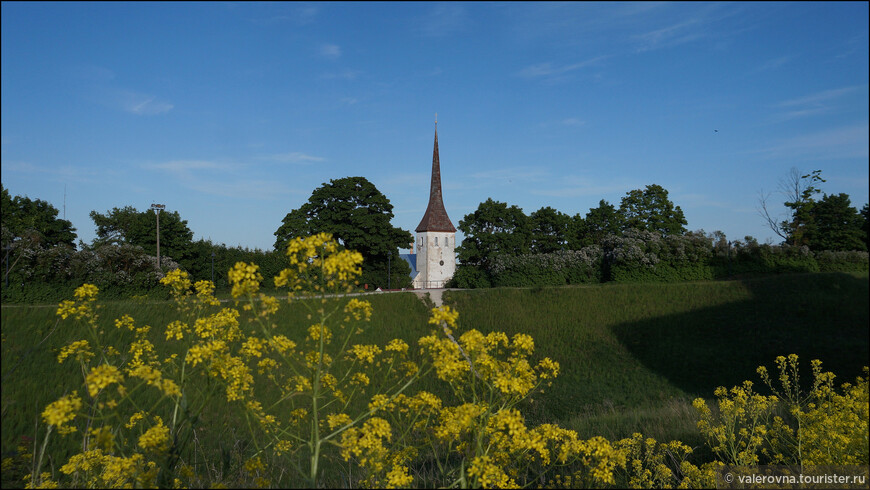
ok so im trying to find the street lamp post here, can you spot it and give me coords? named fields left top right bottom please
left=151, top=203, right=165, bottom=269
left=387, top=251, right=391, bottom=290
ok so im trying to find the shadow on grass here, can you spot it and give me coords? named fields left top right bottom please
left=609, top=273, right=870, bottom=398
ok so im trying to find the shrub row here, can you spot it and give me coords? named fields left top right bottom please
left=448, top=231, right=869, bottom=288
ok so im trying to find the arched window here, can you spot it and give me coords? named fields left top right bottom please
left=445, top=236, right=449, bottom=247
left=435, top=237, right=439, bottom=246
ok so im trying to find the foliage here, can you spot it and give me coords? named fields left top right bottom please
left=89, top=205, right=195, bottom=271
left=273, top=176, right=412, bottom=266
left=359, top=254, right=412, bottom=290
left=1, top=242, right=177, bottom=303
left=781, top=169, right=825, bottom=247
left=694, top=354, right=869, bottom=467
left=445, top=264, right=492, bottom=289
left=1, top=183, right=77, bottom=249
left=583, top=200, right=624, bottom=247
left=456, top=198, right=531, bottom=268
left=601, top=230, right=713, bottom=283
left=618, top=184, right=687, bottom=236
left=488, top=247, right=603, bottom=287
left=804, top=193, right=867, bottom=252
left=529, top=207, right=573, bottom=254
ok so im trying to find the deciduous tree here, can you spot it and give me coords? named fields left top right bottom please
left=529, top=206, right=572, bottom=254
left=584, top=200, right=624, bottom=246
left=273, top=176, right=412, bottom=287
left=89, top=205, right=195, bottom=268
left=1, top=183, right=77, bottom=249
left=618, top=184, right=687, bottom=236
left=804, top=193, right=866, bottom=252
left=456, top=198, right=531, bottom=267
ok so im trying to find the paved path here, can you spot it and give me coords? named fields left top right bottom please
left=413, top=288, right=445, bottom=307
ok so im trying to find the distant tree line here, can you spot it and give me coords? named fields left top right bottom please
left=449, top=175, right=868, bottom=288
left=2, top=169, right=867, bottom=301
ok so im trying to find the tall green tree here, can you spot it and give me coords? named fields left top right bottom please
left=862, top=203, right=870, bottom=251
left=456, top=198, right=531, bottom=267
left=804, top=193, right=867, bottom=251
left=618, top=184, right=687, bottom=236
left=529, top=206, right=572, bottom=254
left=758, top=168, right=825, bottom=246
left=584, top=200, right=624, bottom=246
left=89, top=205, right=195, bottom=268
left=273, top=176, right=413, bottom=287
left=566, top=214, right=589, bottom=250
left=1, top=183, right=77, bottom=249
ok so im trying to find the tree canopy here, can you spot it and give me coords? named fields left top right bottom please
left=804, top=193, right=867, bottom=252
left=759, top=169, right=867, bottom=251
left=1, top=183, right=77, bottom=249
left=584, top=200, right=624, bottom=246
left=89, top=205, right=195, bottom=268
left=273, top=176, right=413, bottom=288
left=529, top=206, right=573, bottom=254
left=618, top=184, right=687, bottom=236
left=456, top=198, right=531, bottom=267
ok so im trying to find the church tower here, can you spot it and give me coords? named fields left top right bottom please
left=414, top=121, right=456, bottom=289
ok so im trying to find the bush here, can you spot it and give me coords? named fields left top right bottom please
left=446, top=264, right=492, bottom=289
left=815, top=250, right=869, bottom=273
left=489, top=248, right=603, bottom=287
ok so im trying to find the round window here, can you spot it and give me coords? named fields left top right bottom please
left=439, top=260, right=444, bottom=266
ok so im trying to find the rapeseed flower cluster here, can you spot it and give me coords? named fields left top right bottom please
left=695, top=354, right=869, bottom=470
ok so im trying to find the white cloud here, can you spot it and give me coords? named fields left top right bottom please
left=149, top=160, right=226, bottom=172
left=776, top=85, right=864, bottom=108
left=319, top=43, right=341, bottom=59
left=419, top=4, right=470, bottom=38
left=518, top=57, right=606, bottom=79
left=258, top=152, right=326, bottom=164
left=754, top=123, right=870, bottom=160
left=769, top=85, right=866, bottom=122
left=757, top=55, right=794, bottom=72
left=320, top=69, right=361, bottom=80
left=115, top=90, right=174, bottom=115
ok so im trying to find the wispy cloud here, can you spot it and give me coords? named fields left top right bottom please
left=770, top=84, right=866, bottom=122
left=470, top=166, right=550, bottom=183
left=113, top=90, right=174, bottom=116
left=632, top=18, right=704, bottom=52
left=146, top=159, right=289, bottom=199
left=320, top=69, right=361, bottom=80
left=753, top=123, right=869, bottom=160
left=419, top=4, right=470, bottom=37
left=248, top=4, right=319, bottom=26
left=517, top=57, right=607, bottom=82
left=757, top=55, right=795, bottom=72
left=319, top=43, right=341, bottom=59
left=257, top=152, right=326, bottom=164
left=148, top=160, right=226, bottom=172
left=776, top=85, right=864, bottom=108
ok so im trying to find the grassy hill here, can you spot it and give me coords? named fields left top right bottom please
left=2, top=272, right=867, bottom=481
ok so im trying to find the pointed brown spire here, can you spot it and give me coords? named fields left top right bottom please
left=415, top=126, right=456, bottom=232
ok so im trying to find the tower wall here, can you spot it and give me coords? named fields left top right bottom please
left=414, top=231, right=456, bottom=288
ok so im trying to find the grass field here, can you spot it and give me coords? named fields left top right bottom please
left=2, top=271, right=868, bottom=486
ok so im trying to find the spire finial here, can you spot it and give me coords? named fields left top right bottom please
left=435, top=112, right=437, bottom=128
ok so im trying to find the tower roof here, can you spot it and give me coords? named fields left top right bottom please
left=415, top=127, right=456, bottom=233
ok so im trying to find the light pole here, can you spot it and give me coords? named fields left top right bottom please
left=387, top=251, right=392, bottom=290
left=151, top=203, right=165, bottom=269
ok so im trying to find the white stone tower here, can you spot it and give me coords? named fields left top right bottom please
left=413, top=122, right=456, bottom=289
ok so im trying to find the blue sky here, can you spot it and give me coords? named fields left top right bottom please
left=2, top=2, right=868, bottom=253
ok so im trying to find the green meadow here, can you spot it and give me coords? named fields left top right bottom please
left=2, top=272, right=868, bottom=485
